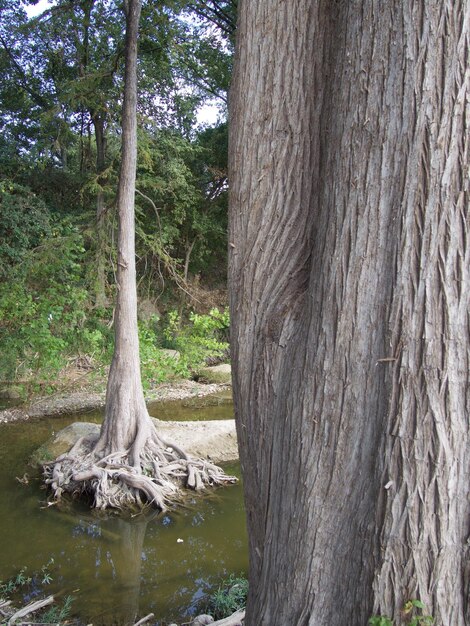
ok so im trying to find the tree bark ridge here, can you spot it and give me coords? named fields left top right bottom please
left=229, top=0, right=468, bottom=624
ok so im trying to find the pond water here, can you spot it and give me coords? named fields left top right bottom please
left=0, top=395, right=247, bottom=625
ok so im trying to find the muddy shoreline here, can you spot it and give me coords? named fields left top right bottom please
left=0, top=380, right=232, bottom=424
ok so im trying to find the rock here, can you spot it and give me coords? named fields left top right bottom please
left=156, top=418, right=238, bottom=463
left=0, top=408, right=28, bottom=424
left=27, top=392, right=106, bottom=418
left=32, top=422, right=100, bottom=465
left=159, top=349, right=180, bottom=361
left=33, top=418, right=238, bottom=467
left=0, top=386, right=23, bottom=400
left=192, top=615, right=214, bottom=625
left=138, top=298, right=160, bottom=322
left=197, top=364, right=232, bottom=384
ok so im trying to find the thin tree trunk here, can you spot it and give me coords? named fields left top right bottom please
left=93, top=112, right=109, bottom=308
left=183, top=237, right=197, bottom=282
left=97, top=0, right=148, bottom=457
left=41, top=0, right=257, bottom=514
left=229, top=1, right=469, bottom=625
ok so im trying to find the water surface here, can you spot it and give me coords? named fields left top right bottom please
left=0, top=398, right=247, bottom=624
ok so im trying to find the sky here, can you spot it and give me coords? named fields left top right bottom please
left=24, top=0, right=221, bottom=126
left=25, top=0, right=50, bottom=17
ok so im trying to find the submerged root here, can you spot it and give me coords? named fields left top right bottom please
left=43, top=428, right=237, bottom=511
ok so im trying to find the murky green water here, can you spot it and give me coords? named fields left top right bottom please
left=0, top=397, right=247, bottom=624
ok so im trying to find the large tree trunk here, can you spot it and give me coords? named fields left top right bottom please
left=229, top=1, right=469, bottom=625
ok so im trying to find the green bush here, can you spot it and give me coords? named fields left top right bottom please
left=206, top=574, right=248, bottom=620
left=0, top=180, right=51, bottom=277
left=0, top=219, right=110, bottom=381
left=138, top=318, right=188, bottom=386
left=136, top=308, right=229, bottom=388
left=162, top=307, right=229, bottom=371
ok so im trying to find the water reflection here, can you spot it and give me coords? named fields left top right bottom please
left=0, top=405, right=247, bottom=625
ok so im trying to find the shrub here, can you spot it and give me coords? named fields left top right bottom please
left=161, top=307, right=229, bottom=372
left=0, top=219, right=102, bottom=381
left=0, top=181, right=51, bottom=277
left=206, top=575, right=248, bottom=620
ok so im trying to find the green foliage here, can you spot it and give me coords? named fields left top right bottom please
left=206, top=575, right=248, bottom=620
left=0, top=180, right=51, bottom=276
left=0, top=567, right=31, bottom=597
left=162, top=307, right=229, bottom=372
left=138, top=318, right=187, bottom=386
left=0, top=0, right=232, bottom=395
left=0, top=220, right=110, bottom=382
left=0, top=559, right=75, bottom=625
left=137, top=308, right=229, bottom=386
left=403, top=600, right=434, bottom=625
left=135, top=123, right=228, bottom=287
left=0, top=558, right=54, bottom=598
left=369, top=600, right=434, bottom=626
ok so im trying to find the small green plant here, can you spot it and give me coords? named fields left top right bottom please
left=0, top=561, right=76, bottom=626
left=206, top=574, right=248, bottom=620
left=403, top=599, right=434, bottom=625
left=0, top=559, right=55, bottom=599
left=0, top=567, right=32, bottom=596
left=369, top=600, right=433, bottom=626
left=369, top=617, right=393, bottom=626
left=41, top=594, right=74, bottom=624
left=40, top=558, right=55, bottom=585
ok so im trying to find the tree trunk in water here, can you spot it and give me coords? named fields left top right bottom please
left=229, top=1, right=469, bottom=625
left=96, top=0, right=147, bottom=459
left=44, top=0, right=237, bottom=510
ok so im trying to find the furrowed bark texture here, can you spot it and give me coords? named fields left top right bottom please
left=93, top=112, right=110, bottom=309
left=98, top=0, right=146, bottom=456
left=229, top=1, right=469, bottom=625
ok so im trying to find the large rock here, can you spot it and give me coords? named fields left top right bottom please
left=158, top=418, right=238, bottom=463
left=33, top=417, right=238, bottom=466
left=32, top=422, right=100, bottom=464
left=159, top=349, right=180, bottom=361
left=197, top=364, right=232, bottom=384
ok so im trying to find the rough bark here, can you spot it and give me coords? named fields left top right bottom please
left=93, top=111, right=110, bottom=308
left=229, top=1, right=468, bottom=625
left=98, top=0, right=144, bottom=457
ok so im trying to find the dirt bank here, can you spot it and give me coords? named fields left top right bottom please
left=0, top=380, right=231, bottom=424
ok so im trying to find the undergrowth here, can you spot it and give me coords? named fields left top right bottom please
left=369, top=599, right=434, bottom=625
left=205, top=574, right=248, bottom=620
left=0, top=559, right=76, bottom=625
left=0, top=295, right=230, bottom=398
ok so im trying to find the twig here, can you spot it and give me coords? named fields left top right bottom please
left=133, top=612, right=155, bottom=626
left=212, top=609, right=245, bottom=625
left=8, top=595, right=54, bottom=625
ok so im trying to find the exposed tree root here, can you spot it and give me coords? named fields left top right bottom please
left=6, top=595, right=54, bottom=625
left=43, top=420, right=237, bottom=512
left=211, top=610, right=245, bottom=625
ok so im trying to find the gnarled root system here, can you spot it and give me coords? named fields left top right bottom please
left=43, top=424, right=237, bottom=511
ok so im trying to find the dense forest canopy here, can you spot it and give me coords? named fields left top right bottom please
left=0, top=0, right=235, bottom=387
